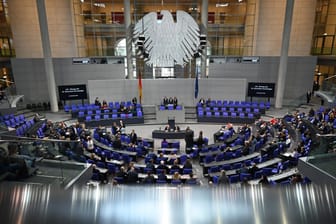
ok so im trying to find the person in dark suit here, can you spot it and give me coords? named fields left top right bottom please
left=132, top=97, right=137, bottom=106
left=185, top=127, right=194, bottom=151
left=157, top=169, right=168, bottom=182
left=168, top=97, right=174, bottom=105
left=130, top=129, right=138, bottom=146
left=145, top=159, right=156, bottom=173
left=157, top=160, right=169, bottom=173
left=127, top=166, right=139, bottom=184
left=163, top=96, right=168, bottom=106
left=171, top=159, right=181, bottom=172
left=196, top=131, right=205, bottom=148
left=94, top=97, right=101, bottom=106
left=183, top=159, right=193, bottom=170
left=173, top=96, right=178, bottom=109
left=249, top=163, right=260, bottom=177
left=116, top=166, right=128, bottom=181
left=217, top=170, right=229, bottom=185
left=142, top=172, right=155, bottom=184
left=113, top=134, right=122, bottom=149
left=306, top=91, right=312, bottom=104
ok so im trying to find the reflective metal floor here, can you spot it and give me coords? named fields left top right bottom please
left=1, top=183, right=335, bottom=224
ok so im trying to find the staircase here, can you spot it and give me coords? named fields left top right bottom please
left=142, top=105, right=156, bottom=124
left=185, top=106, right=197, bottom=123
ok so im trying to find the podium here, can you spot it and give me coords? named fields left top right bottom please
left=168, top=117, right=175, bottom=131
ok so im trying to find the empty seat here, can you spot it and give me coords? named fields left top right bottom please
left=240, top=173, right=251, bottom=181
left=229, top=174, right=240, bottom=184
left=78, top=111, right=85, bottom=117
left=137, top=111, right=143, bottom=117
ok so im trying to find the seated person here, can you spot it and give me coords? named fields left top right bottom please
left=112, top=134, right=122, bottom=149
left=94, top=97, right=101, bottom=107
left=142, top=172, right=155, bottom=184
left=8, top=143, right=37, bottom=177
left=199, top=98, right=205, bottom=107
left=164, top=124, right=174, bottom=132
left=145, top=159, right=156, bottom=172
left=206, top=98, right=211, bottom=107
left=168, top=97, right=174, bottom=105
left=157, top=169, right=168, bottom=182
left=218, top=170, right=229, bottom=185
left=0, top=155, right=20, bottom=181
left=172, top=171, right=181, bottom=181
left=157, top=160, right=169, bottom=173
left=92, top=164, right=108, bottom=184
left=101, top=100, right=108, bottom=109
left=248, top=163, right=260, bottom=177
left=132, top=97, right=137, bottom=106
left=170, top=159, right=181, bottom=172
left=163, top=96, right=168, bottom=106
left=127, top=166, right=139, bottom=184
left=186, top=173, right=199, bottom=185
left=116, top=166, right=127, bottom=180
left=183, top=159, right=193, bottom=170
left=173, top=96, right=178, bottom=109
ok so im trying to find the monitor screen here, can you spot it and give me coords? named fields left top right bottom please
left=247, top=82, right=275, bottom=97
left=58, top=85, right=87, bottom=101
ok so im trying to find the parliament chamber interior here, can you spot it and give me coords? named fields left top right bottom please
left=0, top=0, right=336, bottom=223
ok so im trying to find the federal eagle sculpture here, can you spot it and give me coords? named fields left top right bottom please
left=134, top=10, right=201, bottom=67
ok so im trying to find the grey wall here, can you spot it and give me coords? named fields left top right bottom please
left=88, top=79, right=246, bottom=106
left=11, top=58, right=125, bottom=103
left=11, top=56, right=316, bottom=106
left=209, top=56, right=317, bottom=105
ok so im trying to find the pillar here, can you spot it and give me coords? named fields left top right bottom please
left=200, top=0, right=208, bottom=78
left=124, top=0, right=133, bottom=79
left=36, top=0, right=58, bottom=112
left=275, top=0, right=295, bottom=108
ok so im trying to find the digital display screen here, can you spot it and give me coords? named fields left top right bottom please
left=58, top=85, right=87, bottom=100
left=248, top=82, right=275, bottom=97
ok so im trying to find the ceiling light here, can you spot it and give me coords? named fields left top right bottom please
left=216, top=3, right=229, bottom=7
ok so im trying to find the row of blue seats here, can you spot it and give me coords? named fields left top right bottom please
left=84, top=111, right=143, bottom=122
left=1, top=113, right=24, bottom=122
left=159, top=105, right=183, bottom=110
left=15, top=119, right=35, bottom=137
left=198, top=106, right=261, bottom=113
left=198, top=111, right=256, bottom=119
left=77, top=108, right=142, bottom=116
left=197, top=100, right=270, bottom=109
left=3, top=114, right=26, bottom=128
left=65, top=101, right=142, bottom=112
